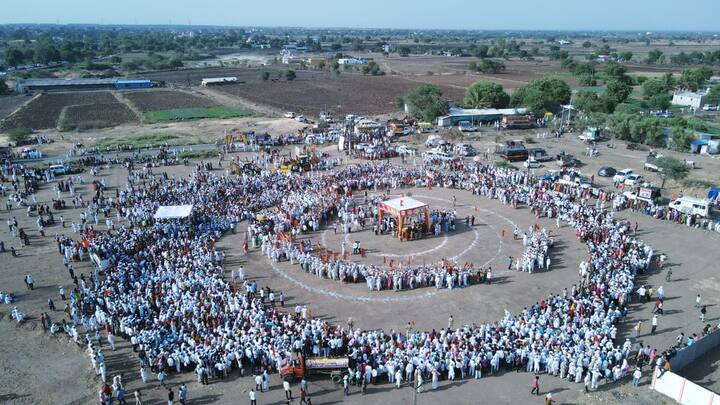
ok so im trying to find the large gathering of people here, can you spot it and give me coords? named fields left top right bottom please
left=11, top=154, right=652, bottom=398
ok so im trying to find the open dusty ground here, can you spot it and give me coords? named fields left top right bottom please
left=1, top=130, right=719, bottom=403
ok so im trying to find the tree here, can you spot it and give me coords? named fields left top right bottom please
left=668, top=127, right=693, bottom=152
left=605, top=79, right=632, bottom=107
left=468, top=61, right=477, bottom=72
left=619, top=51, right=633, bottom=62
left=361, top=61, right=384, bottom=76
left=705, top=85, right=720, bottom=105
left=8, top=127, right=32, bottom=145
left=655, top=156, right=690, bottom=189
left=511, top=77, right=571, bottom=116
left=398, top=46, right=411, bottom=57
left=404, top=85, right=449, bottom=122
left=261, top=71, right=270, bottom=81
left=478, top=59, right=505, bottom=74
left=0, top=78, right=10, bottom=95
left=678, top=67, right=713, bottom=91
left=463, top=81, right=510, bottom=108
left=648, top=94, right=671, bottom=111
left=574, top=91, right=607, bottom=114
left=604, top=61, right=631, bottom=84
left=285, top=70, right=296, bottom=81
left=642, top=78, right=669, bottom=99
left=646, top=49, right=665, bottom=64
left=5, top=48, right=24, bottom=68
left=582, top=41, right=592, bottom=48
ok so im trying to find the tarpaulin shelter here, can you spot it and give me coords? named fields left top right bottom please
left=153, top=205, right=194, bottom=219
left=378, top=197, right=430, bottom=238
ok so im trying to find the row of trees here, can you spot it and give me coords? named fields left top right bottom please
left=402, top=76, right=574, bottom=122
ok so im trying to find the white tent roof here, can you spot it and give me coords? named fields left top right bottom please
left=153, top=205, right=194, bottom=219
left=381, top=197, right=427, bottom=212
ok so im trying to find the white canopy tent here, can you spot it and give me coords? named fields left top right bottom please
left=153, top=205, right=194, bottom=219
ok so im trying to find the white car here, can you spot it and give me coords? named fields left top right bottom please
left=422, top=150, right=455, bottom=162
left=523, top=158, right=540, bottom=168
left=613, top=169, right=634, bottom=183
left=623, top=174, right=644, bottom=187
left=453, top=143, right=476, bottom=157
left=294, top=115, right=306, bottom=122
left=425, top=134, right=443, bottom=148
left=283, top=112, right=296, bottom=118
left=397, top=145, right=417, bottom=156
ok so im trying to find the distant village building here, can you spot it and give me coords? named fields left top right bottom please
left=382, top=44, right=396, bottom=53
left=337, top=58, right=367, bottom=65
left=672, top=90, right=707, bottom=109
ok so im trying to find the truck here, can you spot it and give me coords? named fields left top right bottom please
left=669, top=196, right=711, bottom=218
left=458, top=120, right=478, bottom=132
left=502, top=115, right=535, bottom=129
left=528, top=148, right=552, bottom=162
left=280, top=354, right=348, bottom=381
left=579, top=127, right=602, bottom=142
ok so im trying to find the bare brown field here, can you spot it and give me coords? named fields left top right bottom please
left=212, top=71, right=480, bottom=116
left=60, top=102, right=138, bottom=129
left=1, top=92, right=118, bottom=130
left=0, top=95, right=32, bottom=121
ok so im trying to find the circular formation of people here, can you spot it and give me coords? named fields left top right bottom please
left=6, top=150, right=654, bottom=400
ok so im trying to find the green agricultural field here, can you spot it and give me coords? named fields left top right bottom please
left=143, top=106, right=250, bottom=123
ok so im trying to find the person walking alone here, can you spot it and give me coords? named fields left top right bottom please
left=651, top=315, right=658, bottom=335
left=531, top=375, right=540, bottom=395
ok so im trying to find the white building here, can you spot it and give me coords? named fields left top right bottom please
left=337, top=58, right=367, bottom=65
left=672, top=90, right=706, bottom=109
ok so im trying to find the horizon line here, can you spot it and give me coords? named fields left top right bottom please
left=1, top=22, right=719, bottom=34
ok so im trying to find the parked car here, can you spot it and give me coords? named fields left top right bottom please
left=528, top=148, right=552, bottom=162
left=669, top=196, right=711, bottom=217
left=597, top=166, right=617, bottom=177
left=453, top=143, right=476, bottom=157
left=703, top=104, right=719, bottom=111
left=294, top=115, right=306, bottom=123
left=523, top=158, right=540, bottom=168
left=422, top=149, right=455, bottom=162
left=397, top=145, right=417, bottom=156
left=623, top=174, right=644, bottom=187
left=283, top=112, right=296, bottom=118
left=425, top=135, right=443, bottom=148
left=458, top=121, right=478, bottom=132
left=613, top=169, right=634, bottom=183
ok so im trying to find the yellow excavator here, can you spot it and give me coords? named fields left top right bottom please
left=279, top=154, right=318, bottom=174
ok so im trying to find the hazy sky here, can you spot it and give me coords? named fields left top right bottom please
left=2, top=0, right=719, bottom=31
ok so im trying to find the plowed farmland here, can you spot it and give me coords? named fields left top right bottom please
left=214, top=73, right=465, bottom=116
left=1, top=92, right=121, bottom=130
left=60, top=102, right=138, bottom=129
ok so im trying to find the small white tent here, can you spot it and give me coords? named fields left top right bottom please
left=153, top=205, right=194, bottom=219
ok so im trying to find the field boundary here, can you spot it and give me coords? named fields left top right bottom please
left=142, top=106, right=250, bottom=123
left=112, top=91, right=144, bottom=123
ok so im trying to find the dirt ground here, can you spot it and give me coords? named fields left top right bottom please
left=2, top=129, right=719, bottom=403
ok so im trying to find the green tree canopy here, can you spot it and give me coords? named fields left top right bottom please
left=642, top=78, right=669, bottom=99
left=605, top=79, right=633, bottom=107
left=0, top=78, right=10, bottom=95
left=478, top=59, right=506, bottom=74
left=655, top=156, right=690, bottom=189
left=285, top=70, right=296, bottom=81
left=705, top=85, right=720, bottom=105
left=511, top=77, right=571, bottom=116
left=403, top=85, right=449, bottom=122
left=678, top=67, right=713, bottom=92
left=463, top=81, right=510, bottom=109
left=574, top=91, right=608, bottom=114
